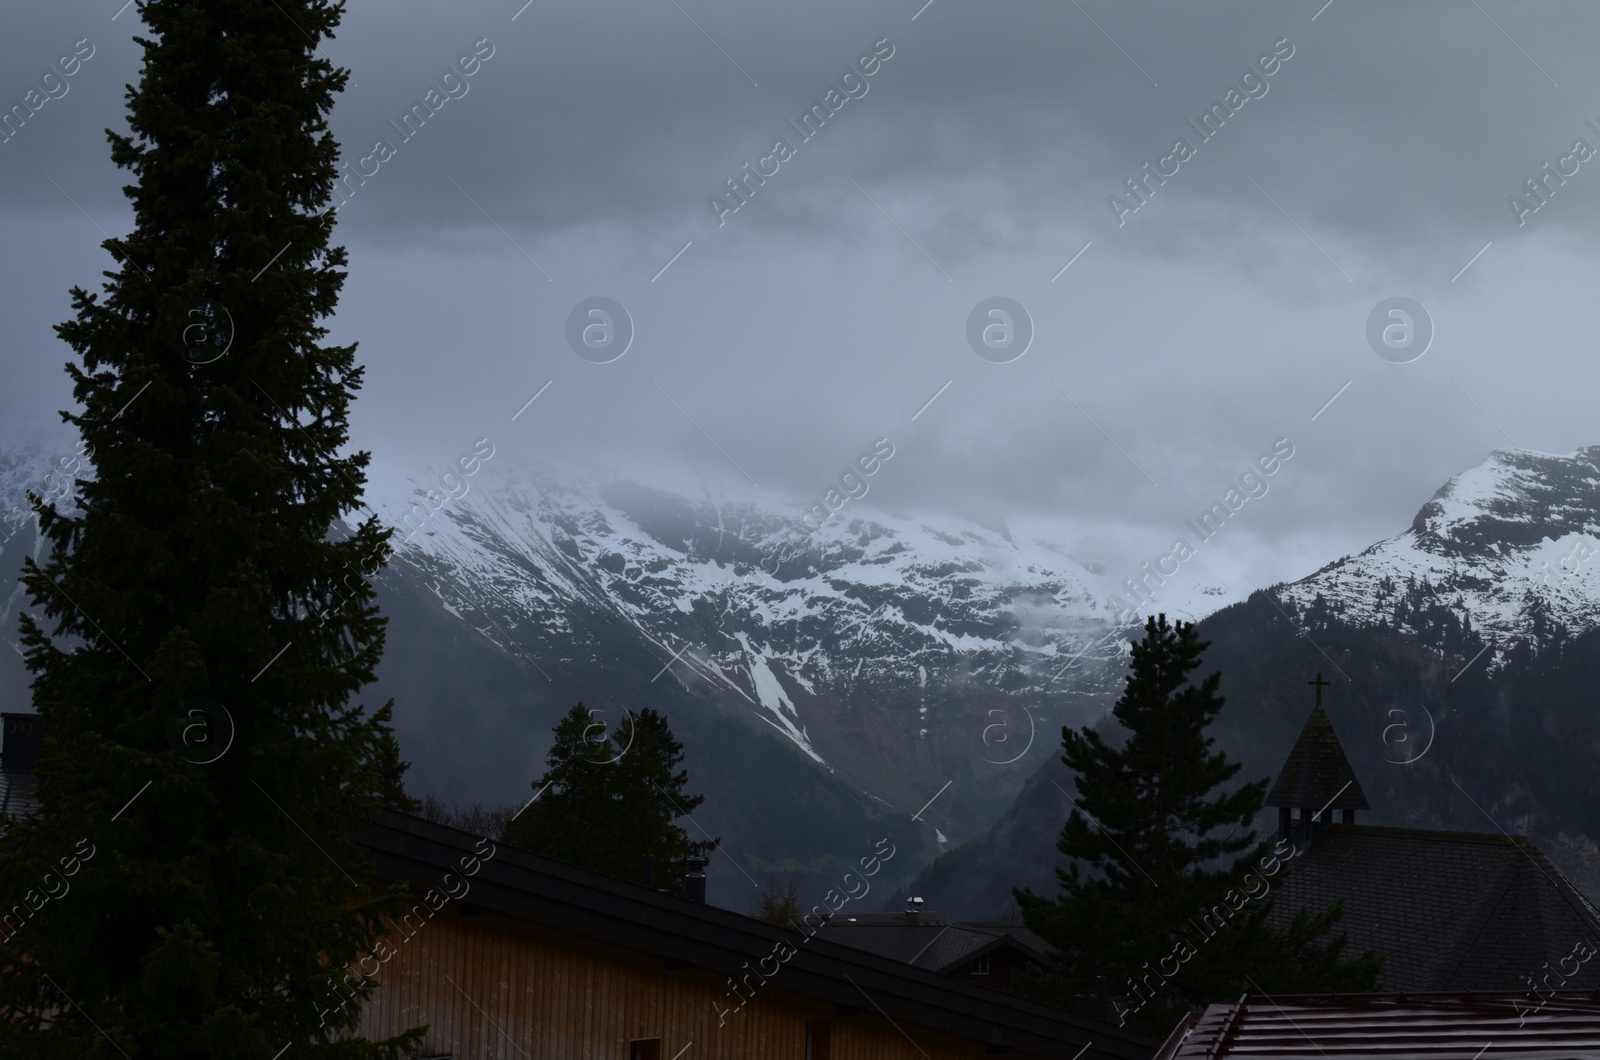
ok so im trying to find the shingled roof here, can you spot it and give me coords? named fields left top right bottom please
left=810, top=911, right=1051, bottom=973
left=1155, top=993, right=1600, bottom=1060
left=1264, top=705, right=1369, bottom=812
left=1264, top=824, right=1600, bottom=990
left=0, top=713, right=42, bottom=836
left=0, top=773, right=39, bottom=824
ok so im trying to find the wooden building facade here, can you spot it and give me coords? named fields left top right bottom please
left=351, top=811, right=1158, bottom=1060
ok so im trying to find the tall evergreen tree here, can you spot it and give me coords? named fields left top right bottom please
left=506, top=704, right=629, bottom=869
left=1015, top=615, right=1378, bottom=1033
left=755, top=876, right=803, bottom=929
left=506, top=704, right=718, bottom=896
left=0, top=2, right=422, bottom=1056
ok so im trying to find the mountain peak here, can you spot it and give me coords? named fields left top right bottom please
left=1285, top=445, right=1600, bottom=651
left=1411, top=447, right=1600, bottom=558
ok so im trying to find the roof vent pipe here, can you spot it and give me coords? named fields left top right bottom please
left=684, top=856, right=707, bottom=904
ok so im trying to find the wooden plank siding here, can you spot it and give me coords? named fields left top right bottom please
left=346, top=812, right=1155, bottom=1060
left=355, top=906, right=1035, bottom=1060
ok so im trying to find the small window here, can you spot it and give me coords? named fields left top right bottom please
left=629, top=1039, right=662, bottom=1060
left=971, top=954, right=990, bottom=975
left=805, top=1021, right=832, bottom=1060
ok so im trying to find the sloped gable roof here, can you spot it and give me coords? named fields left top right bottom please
left=1265, top=706, right=1370, bottom=812
left=1157, top=994, right=1600, bottom=1060
left=1264, top=824, right=1600, bottom=990
left=357, top=812, right=1160, bottom=1060
left=810, top=913, right=1050, bottom=972
left=0, top=772, right=40, bottom=824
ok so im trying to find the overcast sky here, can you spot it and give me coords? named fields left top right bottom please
left=4, top=0, right=1598, bottom=600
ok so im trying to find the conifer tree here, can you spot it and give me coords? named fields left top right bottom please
left=506, top=704, right=631, bottom=870
left=0, top=2, right=422, bottom=1056
left=506, top=704, right=718, bottom=896
left=1015, top=615, right=1378, bottom=1033
left=756, top=876, right=803, bottom=929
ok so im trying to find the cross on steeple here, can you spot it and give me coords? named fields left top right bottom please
left=1308, top=672, right=1331, bottom=707
left=1269, top=673, right=1369, bottom=842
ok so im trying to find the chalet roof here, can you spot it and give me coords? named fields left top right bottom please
left=1264, top=824, right=1600, bottom=990
left=0, top=712, right=42, bottom=837
left=356, top=810, right=1160, bottom=1060
left=0, top=773, right=39, bottom=823
left=810, top=911, right=1051, bottom=973
left=1154, top=993, right=1600, bottom=1060
left=1265, top=705, right=1370, bottom=811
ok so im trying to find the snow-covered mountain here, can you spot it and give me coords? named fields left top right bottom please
left=0, top=441, right=1159, bottom=898
left=8, top=440, right=1600, bottom=906
left=899, top=445, right=1600, bottom=918
left=348, top=460, right=1186, bottom=896
left=365, top=462, right=1137, bottom=766
left=374, top=446, right=1600, bottom=771
left=1280, top=447, right=1600, bottom=654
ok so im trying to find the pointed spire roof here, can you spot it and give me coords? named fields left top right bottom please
left=1266, top=687, right=1370, bottom=812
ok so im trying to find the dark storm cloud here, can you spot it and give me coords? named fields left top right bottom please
left=9, top=1, right=1600, bottom=255
left=366, top=0, right=1600, bottom=269
left=4, top=0, right=1599, bottom=598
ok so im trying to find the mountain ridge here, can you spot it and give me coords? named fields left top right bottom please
left=1282, top=446, right=1600, bottom=656
left=894, top=443, right=1600, bottom=917
left=5, top=441, right=1598, bottom=910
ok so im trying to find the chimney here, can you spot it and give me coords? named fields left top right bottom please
left=1073, top=974, right=1115, bottom=1022
left=684, top=856, right=707, bottom=904
left=641, top=855, right=655, bottom=889
left=904, top=896, right=923, bottom=924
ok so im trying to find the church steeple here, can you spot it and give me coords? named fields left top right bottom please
left=1266, top=673, right=1369, bottom=844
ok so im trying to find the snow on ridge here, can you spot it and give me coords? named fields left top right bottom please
left=1281, top=446, right=1600, bottom=650
left=359, top=460, right=1141, bottom=706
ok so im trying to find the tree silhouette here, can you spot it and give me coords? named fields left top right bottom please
left=0, top=2, right=422, bottom=1055
left=1016, top=615, right=1377, bottom=1033
left=507, top=704, right=718, bottom=897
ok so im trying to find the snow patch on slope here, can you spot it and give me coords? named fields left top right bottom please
left=733, top=631, right=822, bottom=763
